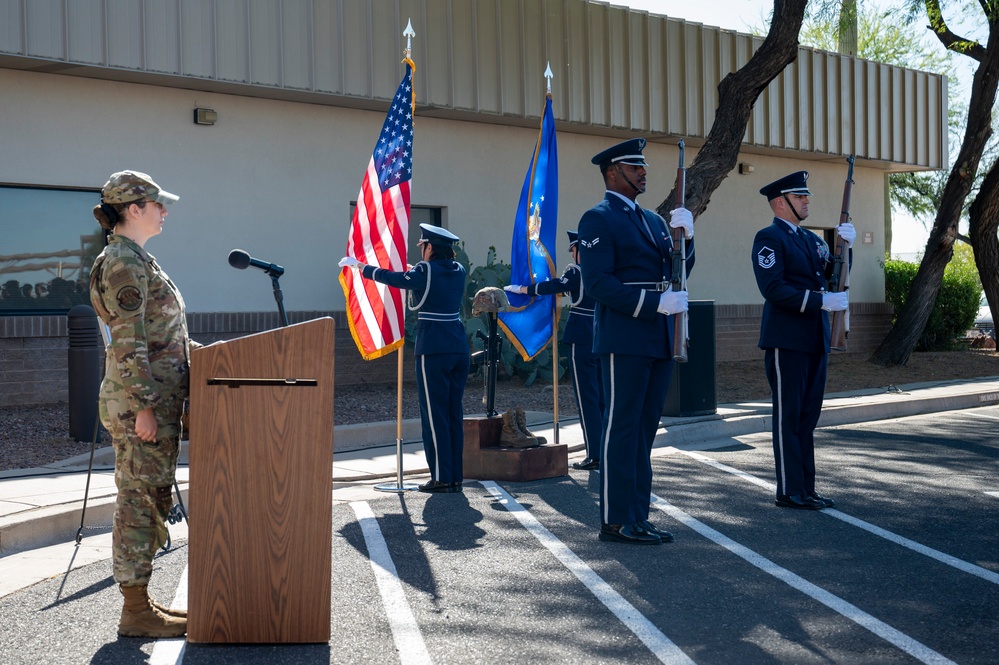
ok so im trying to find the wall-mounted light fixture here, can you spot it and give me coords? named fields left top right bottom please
left=738, top=163, right=754, bottom=175
left=193, top=107, right=218, bottom=125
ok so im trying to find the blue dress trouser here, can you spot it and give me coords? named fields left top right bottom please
left=416, top=352, right=470, bottom=484
left=765, top=347, right=827, bottom=497
left=599, top=352, right=672, bottom=526
left=569, top=342, right=604, bottom=460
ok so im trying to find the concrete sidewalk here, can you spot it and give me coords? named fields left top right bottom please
left=3, top=376, right=999, bottom=565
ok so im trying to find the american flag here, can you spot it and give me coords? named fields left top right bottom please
left=340, top=60, right=415, bottom=360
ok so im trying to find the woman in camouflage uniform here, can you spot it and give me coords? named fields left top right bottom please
left=90, top=170, right=196, bottom=638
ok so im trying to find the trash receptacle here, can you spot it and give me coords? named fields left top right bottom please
left=663, top=300, right=716, bottom=417
left=68, top=304, right=102, bottom=441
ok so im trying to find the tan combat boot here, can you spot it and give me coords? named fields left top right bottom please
left=515, top=407, right=547, bottom=445
left=150, top=599, right=187, bottom=619
left=118, top=584, right=187, bottom=638
left=500, top=410, right=539, bottom=448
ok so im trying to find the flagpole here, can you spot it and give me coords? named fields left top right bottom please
left=552, top=295, right=560, bottom=446
left=374, top=20, right=418, bottom=494
left=542, top=64, right=560, bottom=446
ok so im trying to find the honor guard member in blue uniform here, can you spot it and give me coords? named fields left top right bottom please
left=505, top=230, right=604, bottom=470
left=577, top=138, right=695, bottom=545
left=339, top=224, right=470, bottom=493
left=751, top=171, right=855, bottom=510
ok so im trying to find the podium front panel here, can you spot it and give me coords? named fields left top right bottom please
left=188, top=318, right=335, bottom=643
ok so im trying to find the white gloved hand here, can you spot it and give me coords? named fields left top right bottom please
left=821, top=292, right=849, bottom=312
left=669, top=207, right=694, bottom=240
left=504, top=285, right=527, bottom=294
left=338, top=256, right=361, bottom=269
left=837, top=222, right=857, bottom=248
left=658, top=290, right=689, bottom=315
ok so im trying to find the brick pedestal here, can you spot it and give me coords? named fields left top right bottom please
left=462, top=415, right=568, bottom=482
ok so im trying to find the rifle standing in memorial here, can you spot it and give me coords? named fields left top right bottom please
left=670, top=141, right=689, bottom=362
left=829, top=154, right=854, bottom=351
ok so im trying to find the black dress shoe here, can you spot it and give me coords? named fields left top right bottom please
left=451, top=482, right=464, bottom=493
left=419, top=480, right=456, bottom=493
left=807, top=491, right=835, bottom=508
left=599, top=523, right=662, bottom=545
left=572, top=458, right=600, bottom=471
left=638, top=520, right=675, bottom=543
left=775, top=494, right=824, bottom=510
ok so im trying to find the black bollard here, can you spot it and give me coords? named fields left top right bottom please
left=68, top=304, right=103, bottom=441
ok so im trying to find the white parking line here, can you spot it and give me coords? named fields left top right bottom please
left=681, top=450, right=999, bottom=585
left=964, top=410, right=999, bottom=421
left=651, top=494, right=955, bottom=665
left=149, top=565, right=188, bottom=665
left=986, top=492, right=999, bottom=499
left=481, top=480, right=695, bottom=665
left=351, top=501, right=432, bottom=665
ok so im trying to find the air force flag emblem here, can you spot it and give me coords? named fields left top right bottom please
left=757, top=246, right=776, bottom=269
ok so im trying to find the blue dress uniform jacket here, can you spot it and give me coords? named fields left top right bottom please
left=526, top=264, right=594, bottom=346
left=753, top=219, right=832, bottom=353
left=579, top=195, right=695, bottom=357
left=362, top=260, right=470, bottom=484
left=578, top=193, right=695, bottom=527
left=528, top=265, right=603, bottom=460
left=751, top=218, right=850, bottom=499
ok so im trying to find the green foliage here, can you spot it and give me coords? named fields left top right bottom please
left=800, top=4, right=953, bottom=71
left=456, top=243, right=566, bottom=387
left=883, top=256, right=982, bottom=350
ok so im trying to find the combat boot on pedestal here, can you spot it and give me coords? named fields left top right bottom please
left=501, top=410, right=539, bottom=448
left=514, top=407, right=547, bottom=445
left=118, top=583, right=187, bottom=638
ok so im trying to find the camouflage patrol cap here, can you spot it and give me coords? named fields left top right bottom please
left=471, top=287, right=510, bottom=316
left=101, top=170, right=180, bottom=205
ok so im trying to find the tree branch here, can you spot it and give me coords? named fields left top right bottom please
left=925, top=0, right=987, bottom=61
left=655, top=0, right=809, bottom=218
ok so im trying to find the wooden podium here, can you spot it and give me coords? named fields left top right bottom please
left=187, top=318, right=335, bottom=644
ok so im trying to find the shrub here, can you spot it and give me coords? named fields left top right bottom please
left=882, top=256, right=981, bottom=351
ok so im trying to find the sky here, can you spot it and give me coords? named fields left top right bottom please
left=613, top=0, right=976, bottom=257
left=616, top=0, right=769, bottom=33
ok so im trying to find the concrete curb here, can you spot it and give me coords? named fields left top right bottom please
left=0, top=486, right=191, bottom=556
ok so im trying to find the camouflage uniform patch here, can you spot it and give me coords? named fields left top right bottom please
left=116, top=285, right=143, bottom=311
left=108, top=267, right=133, bottom=289
left=90, top=234, right=194, bottom=586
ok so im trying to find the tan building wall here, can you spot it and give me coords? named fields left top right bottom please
left=0, top=67, right=887, bottom=312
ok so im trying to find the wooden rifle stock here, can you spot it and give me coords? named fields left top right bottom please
left=670, top=141, right=688, bottom=362
left=829, top=155, right=854, bottom=351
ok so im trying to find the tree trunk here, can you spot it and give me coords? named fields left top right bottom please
left=655, top=0, right=808, bottom=218
left=870, top=6, right=999, bottom=366
left=970, top=157, right=999, bottom=333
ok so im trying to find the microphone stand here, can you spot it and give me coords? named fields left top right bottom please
left=270, top=273, right=289, bottom=327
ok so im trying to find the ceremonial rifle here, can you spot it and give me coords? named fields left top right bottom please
left=829, top=154, right=854, bottom=351
left=670, top=140, right=689, bottom=362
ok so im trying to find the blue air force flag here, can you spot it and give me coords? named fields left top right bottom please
left=498, top=94, right=559, bottom=361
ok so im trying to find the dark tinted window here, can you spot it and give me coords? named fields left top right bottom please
left=0, top=185, right=104, bottom=314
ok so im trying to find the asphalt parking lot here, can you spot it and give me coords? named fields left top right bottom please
left=1, top=405, right=997, bottom=665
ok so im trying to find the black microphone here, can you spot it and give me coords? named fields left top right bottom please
left=228, top=249, right=285, bottom=277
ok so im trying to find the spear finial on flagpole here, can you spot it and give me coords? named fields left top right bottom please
left=544, top=61, right=553, bottom=95
left=402, top=19, right=417, bottom=113
left=403, top=19, right=415, bottom=58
